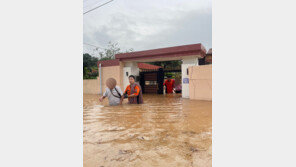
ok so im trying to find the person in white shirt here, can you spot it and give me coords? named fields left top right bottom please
left=99, top=78, right=124, bottom=106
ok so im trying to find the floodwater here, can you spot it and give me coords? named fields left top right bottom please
left=83, top=94, right=212, bottom=167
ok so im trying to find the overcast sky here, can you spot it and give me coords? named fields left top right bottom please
left=83, top=0, right=212, bottom=55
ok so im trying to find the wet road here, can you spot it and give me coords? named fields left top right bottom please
left=83, top=94, right=212, bottom=167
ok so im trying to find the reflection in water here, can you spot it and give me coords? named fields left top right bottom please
left=84, top=94, right=212, bottom=167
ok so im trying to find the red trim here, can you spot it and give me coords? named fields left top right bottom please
left=115, top=43, right=207, bottom=61
left=97, top=44, right=208, bottom=67
left=138, top=63, right=161, bottom=70
left=119, top=50, right=204, bottom=62
left=97, top=59, right=119, bottom=67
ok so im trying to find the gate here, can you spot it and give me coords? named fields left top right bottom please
left=140, top=68, right=164, bottom=94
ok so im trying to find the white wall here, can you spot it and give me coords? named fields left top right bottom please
left=125, top=62, right=140, bottom=76
left=181, top=57, right=199, bottom=98
left=123, top=62, right=140, bottom=89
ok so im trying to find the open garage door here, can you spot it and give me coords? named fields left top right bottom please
left=140, top=68, right=164, bottom=94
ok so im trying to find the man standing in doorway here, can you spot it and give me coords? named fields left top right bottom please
left=163, top=75, right=175, bottom=94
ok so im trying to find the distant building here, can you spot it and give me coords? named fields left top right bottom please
left=205, top=48, right=212, bottom=64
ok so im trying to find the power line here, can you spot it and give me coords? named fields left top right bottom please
left=83, top=0, right=114, bottom=15
left=83, top=0, right=104, bottom=10
left=83, top=43, right=106, bottom=50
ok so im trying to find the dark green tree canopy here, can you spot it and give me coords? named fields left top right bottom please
left=83, top=42, right=134, bottom=79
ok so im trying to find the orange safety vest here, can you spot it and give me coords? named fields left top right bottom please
left=124, top=85, right=140, bottom=96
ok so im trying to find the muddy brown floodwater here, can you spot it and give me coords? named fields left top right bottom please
left=84, top=94, right=212, bottom=167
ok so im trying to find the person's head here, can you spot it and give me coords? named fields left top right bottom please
left=106, top=78, right=117, bottom=89
left=167, top=75, right=172, bottom=81
left=129, top=75, right=135, bottom=84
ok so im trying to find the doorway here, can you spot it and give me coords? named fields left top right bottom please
left=139, top=68, right=164, bottom=94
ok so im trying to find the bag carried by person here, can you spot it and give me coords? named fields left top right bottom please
left=110, top=87, right=122, bottom=98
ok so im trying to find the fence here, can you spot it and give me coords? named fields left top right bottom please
left=83, top=78, right=100, bottom=94
left=188, top=65, right=212, bottom=101
left=83, top=64, right=123, bottom=94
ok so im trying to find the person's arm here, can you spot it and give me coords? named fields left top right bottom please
left=99, top=90, right=108, bottom=102
left=120, top=96, right=124, bottom=104
left=99, top=96, right=106, bottom=102
left=117, top=86, right=124, bottom=104
left=128, top=85, right=140, bottom=97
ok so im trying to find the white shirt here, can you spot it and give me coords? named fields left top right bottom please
left=103, top=86, right=123, bottom=106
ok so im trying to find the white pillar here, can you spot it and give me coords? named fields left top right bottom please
left=181, top=57, right=199, bottom=98
left=123, top=67, right=131, bottom=90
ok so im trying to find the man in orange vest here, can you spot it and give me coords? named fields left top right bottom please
left=123, top=75, right=144, bottom=104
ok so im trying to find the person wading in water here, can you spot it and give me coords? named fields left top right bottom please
left=163, top=75, right=175, bottom=94
left=123, top=75, right=143, bottom=104
left=99, top=78, right=124, bottom=106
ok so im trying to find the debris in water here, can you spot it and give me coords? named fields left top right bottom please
left=137, top=136, right=145, bottom=140
left=190, top=147, right=198, bottom=152
left=119, top=150, right=133, bottom=154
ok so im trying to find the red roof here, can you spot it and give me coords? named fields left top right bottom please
left=138, top=63, right=161, bottom=70
left=97, top=59, right=119, bottom=67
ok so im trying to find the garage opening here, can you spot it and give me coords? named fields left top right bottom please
left=139, top=60, right=182, bottom=94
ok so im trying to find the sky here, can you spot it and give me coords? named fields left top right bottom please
left=83, top=0, right=212, bottom=56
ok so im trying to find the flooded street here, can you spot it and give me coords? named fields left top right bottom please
left=83, top=94, right=212, bottom=167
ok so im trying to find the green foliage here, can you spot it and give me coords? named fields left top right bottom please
left=148, top=60, right=182, bottom=70
left=83, top=53, right=98, bottom=79
left=164, top=72, right=181, bottom=79
left=83, top=42, right=134, bottom=79
left=148, top=60, right=182, bottom=79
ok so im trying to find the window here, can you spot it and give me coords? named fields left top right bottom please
left=145, top=81, right=157, bottom=85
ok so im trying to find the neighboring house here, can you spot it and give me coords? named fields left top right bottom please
left=205, top=48, right=212, bottom=64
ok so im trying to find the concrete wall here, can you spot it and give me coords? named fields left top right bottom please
left=83, top=65, right=123, bottom=94
left=101, top=65, right=123, bottom=94
left=83, top=78, right=100, bottom=94
left=188, top=65, right=212, bottom=101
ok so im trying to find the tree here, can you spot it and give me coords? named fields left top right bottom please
left=83, top=42, right=134, bottom=79
left=83, top=53, right=98, bottom=79
left=148, top=60, right=182, bottom=70
left=98, top=41, right=134, bottom=61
